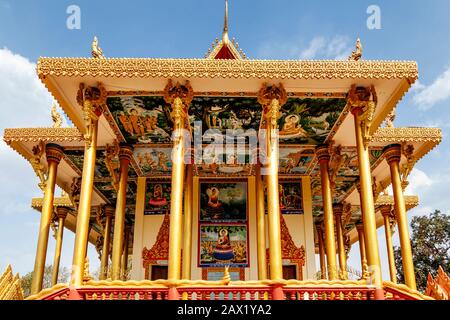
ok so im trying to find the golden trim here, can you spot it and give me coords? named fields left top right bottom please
left=372, top=127, right=442, bottom=143
left=3, top=128, right=83, bottom=143
left=37, top=58, right=418, bottom=80
left=383, top=281, right=434, bottom=300
left=31, top=197, right=74, bottom=210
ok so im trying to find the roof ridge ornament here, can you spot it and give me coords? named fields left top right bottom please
left=348, top=38, right=362, bottom=61
left=91, top=36, right=105, bottom=59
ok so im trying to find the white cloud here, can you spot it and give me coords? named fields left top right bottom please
left=413, top=67, right=450, bottom=110
left=258, top=35, right=352, bottom=60
left=0, top=47, right=54, bottom=128
left=299, top=37, right=326, bottom=59
left=404, top=168, right=433, bottom=195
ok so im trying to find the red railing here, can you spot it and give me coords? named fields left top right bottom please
left=33, top=283, right=425, bottom=300
left=77, top=287, right=169, bottom=300
left=283, top=287, right=375, bottom=300
left=177, top=287, right=272, bottom=300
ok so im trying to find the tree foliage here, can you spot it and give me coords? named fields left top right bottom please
left=20, top=265, right=70, bottom=298
left=394, top=210, right=450, bottom=292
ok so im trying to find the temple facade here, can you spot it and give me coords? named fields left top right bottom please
left=2, top=2, right=442, bottom=300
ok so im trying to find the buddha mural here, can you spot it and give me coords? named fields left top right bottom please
left=213, top=228, right=234, bottom=261
left=279, top=115, right=308, bottom=138
left=206, top=187, right=225, bottom=219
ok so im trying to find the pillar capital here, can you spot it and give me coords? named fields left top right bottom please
left=347, top=85, right=376, bottom=115
left=104, top=205, right=115, bottom=218
left=383, top=144, right=402, bottom=164
left=118, top=144, right=134, bottom=162
left=163, top=80, right=194, bottom=106
left=333, top=204, right=344, bottom=217
left=257, top=83, right=287, bottom=107
left=380, top=205, right=393, bottom=217
left=45, top=144, right=64, bottom=164
left=356, top=220, right=364, bottom=231
left=56, top=206, right=70, bottom=219
left=315, top=144, right=331, bottom=162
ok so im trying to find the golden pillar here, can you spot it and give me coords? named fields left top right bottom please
left=51, top=206, right=69, bottom=286
left=100, top=205, right=114, bottom=280
left=164, top=80, right=193, bottom=286
left=31, top=144, right=64, bottom=294
left=380, top=205, right=397, bottom=283
left=182, top=164, right=193, bottom=280
left=111, top=145, right=133, bottom=280
left=316, top=224, right=327, bottom=280
left=122, top=225, right=131, bottom=280
left=256, top=165, right=268, bottom=280
left=348, top=85, right=383, bottom=297
left=384, top=144, right=416, bottom=290
left=334, top=204, right=347, bottom=280
left=316, top=145, right=338, bottom=280
left=356, top=221, right=369, bottom=278
left=257, top=84, right=287, bottom=283
left=70, top=83, right=106, bottom=287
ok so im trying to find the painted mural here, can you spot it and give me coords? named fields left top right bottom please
left=279, top=148, right=314, bottom=175
left=199, top=224, right=248, bottom=267
left=264, top=181, right=303, bottom=214
left=134, top=147, right=172, bottom=176
left=194, top=147, right=255, bottom=177
left=107, top=96, right=173, bottom=144
left=95, top=180, right=137, bottom=205
left=199, top=182, right=247, bottom=222
left=277, top=98, right=346, bottom=144
left=145, top=182, right=171, bottom=215
left=189, top=97, right=262, bottom=137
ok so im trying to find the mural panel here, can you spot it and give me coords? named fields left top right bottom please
left=199, top=224, right=248, bottom=267
left=264, top=181, right=303, bottom=214
left=189, top=97, right=262, bottom=137
left=134, top=147, right=172, bottom=176
left=145, top=182, right=171, bottom=215
left=279, top=148, right=314, bottom=175
left=199, top=182, right=247, bottom=223
left=107, top=96, right=172, bottom=144
left=278, top=98, right=346, bottom=144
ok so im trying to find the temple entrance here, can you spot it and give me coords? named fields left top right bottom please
left=283, top=265, right=297, bottom=280
left=151, top=266, right=168, bottom=280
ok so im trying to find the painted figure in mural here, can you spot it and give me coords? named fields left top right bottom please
left=144, top=114, right=158, bottom=133
left=279, top=184, right=287, bottom=209
left=157, top=151, right=168, bottom=171
left=203, top=104, right=230, bottom=129
left=148, top=184, right=168, bottom=207
left=206, top=187, right=225, bottom=218
left=144, top=152, right=158, bottom=169
left=118, top=111, right=134, bottom=135
left=213, top=228, right=234, bottom=261
left=129, top=109, right=146, bottom=137
left=279, top=115, right=308, bottom=138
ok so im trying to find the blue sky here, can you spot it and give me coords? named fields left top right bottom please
left=0, top=0, right=449, bottom=280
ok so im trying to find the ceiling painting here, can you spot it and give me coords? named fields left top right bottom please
left=277, top=98, right=346, bottom=145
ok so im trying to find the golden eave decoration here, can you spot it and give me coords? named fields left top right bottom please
left=372, top=127, right=442, bottom=143
left=37, top=58, right=418, bottom=80
left=3, top=127, right=83, bottom=143
left=31, top=197, right=74, bottom=210
left=376, top=194, right=419, bottom=209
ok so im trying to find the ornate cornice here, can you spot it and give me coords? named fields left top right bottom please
left=37, top=58, right=418, bottom=80
left=3, top=128, right=83, bottom=143
left=371, top=127, right=442, bottom=143
left=31, top=197, right=74, bottom=210
left=376, top=195, right=419, bottom=209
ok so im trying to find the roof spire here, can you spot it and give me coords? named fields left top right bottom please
left=222, top=0, right=229, bottom=44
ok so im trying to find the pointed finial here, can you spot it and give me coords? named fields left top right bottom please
left=222, top=0, right=229, bottom=44
left=51, top=102, right=63, bottom=128
left=348, top=37, right=362, bottom=61
left=91, top=35, right=105, bottom=59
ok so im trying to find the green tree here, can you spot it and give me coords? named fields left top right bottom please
left=394, top=210, right=450, bottom=292
left=20, top=265, right=70, bottom=298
